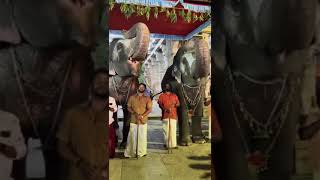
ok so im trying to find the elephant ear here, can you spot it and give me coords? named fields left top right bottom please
left=212, top=28, right=227, bottom=70
left=172, top=46, right=187, bottom=84
left=109, top=39, right=131, bottom=76
left=109, top=66, right=116, bottom=76
left=257, top=0, right=317, bottom=51
left=57, top=0, right=105, bottom=47
left=13, top=0, right=67, bottom=47
left=172, top=65, right=182, bottom=83
left=0, top=1, right=21, bottom=44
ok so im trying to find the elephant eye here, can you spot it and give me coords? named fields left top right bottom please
left=117, top=43, right=124, bottom=50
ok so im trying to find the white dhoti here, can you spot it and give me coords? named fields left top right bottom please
left=310, top=131, right=320, bottom=180
left=124, top=123, right=148, bottom=157
left=162, top=119, right=177, bottom=148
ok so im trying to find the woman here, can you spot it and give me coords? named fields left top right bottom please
left=109, top=96, right=118, bottom=158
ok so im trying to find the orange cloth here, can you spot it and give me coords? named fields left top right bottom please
left=158, top=92, right=180, bottom=120
left=127, top=94, right=152, bottom=124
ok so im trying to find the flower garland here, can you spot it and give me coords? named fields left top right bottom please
left=109, top=0, right=211, bottom=23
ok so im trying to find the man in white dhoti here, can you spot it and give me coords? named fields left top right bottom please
left=124, top=83, right=152, bottom=158
left=0, top=108, right=26, bottom=180
left=158, top=83, right=180, bottom=149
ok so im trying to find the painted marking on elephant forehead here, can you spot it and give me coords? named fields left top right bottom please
left=113, top=40, right=131, bottom=62
left=183, top=53, right=195, bottom=66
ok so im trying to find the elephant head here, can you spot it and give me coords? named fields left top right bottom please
left=0, top=0, right=105, bottom=47
left=172, top=38, right=210, bottom=86
left=220, top=0, right=317, bottom=52
left=109, top=23, right=150, bottom=77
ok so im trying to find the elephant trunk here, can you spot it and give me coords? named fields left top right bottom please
left=123, top=23, right=150, bottom=61
left=194, top=39, right=210, bottom=78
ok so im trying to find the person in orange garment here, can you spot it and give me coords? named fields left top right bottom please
left=158, top=83, right=180, bottom=149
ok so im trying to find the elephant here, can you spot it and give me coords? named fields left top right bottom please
left=0, top=0, right=105, bottom=47
left=0, top=1, right=106, bottom=179
left=161, top=38, right=210, bottom=146
left=109, top=22, right=150, bottom=148
left=213, top=0, right=320, bottom=180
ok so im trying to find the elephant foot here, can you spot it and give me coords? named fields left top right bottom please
left=179, top=138, right=192, bottom=146
left=180, top=141, right=191, bottom=146
left=192, top=136, right=206, bottom=144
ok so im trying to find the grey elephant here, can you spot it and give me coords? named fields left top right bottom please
left=109, top=22, right=150, bottom=148
left=0, top=0, right=106, bottom=179
left=213, top=0, right=320, bottom=180
left=161, top=38, right=210, bottom=145
left=0, top=0, right=105, bottom=47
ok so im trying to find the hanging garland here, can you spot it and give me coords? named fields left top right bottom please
left=108, top=0, right=211, bottom=23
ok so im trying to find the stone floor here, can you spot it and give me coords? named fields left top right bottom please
left=293, top=140, right=313, bottom=180
left=109, top=119, right=212, bottom=180
left=109, top=119, right=315, bottom=180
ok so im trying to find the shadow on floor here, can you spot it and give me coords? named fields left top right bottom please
left=188, top=154, right=212, bottom=179
left=188, top=155, right=211, bottom=161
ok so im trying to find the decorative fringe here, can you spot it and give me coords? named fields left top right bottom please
left=114, top=0, right=211, bottom=12
left=115, top=0, right=179, bottom=8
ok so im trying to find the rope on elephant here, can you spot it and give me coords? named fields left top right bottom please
left=11, top=47, right=40, bottom=138
left=44, top=61, right=72, bottom=148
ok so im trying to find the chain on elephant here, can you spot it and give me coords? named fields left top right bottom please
left=213, top=0, right=320, bottom=179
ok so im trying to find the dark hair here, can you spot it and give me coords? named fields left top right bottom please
left=138, top=83, right=147, bottom=89
left=165, top=83, right=172, bottom=88
left=92, top=67, right=108, bottom=82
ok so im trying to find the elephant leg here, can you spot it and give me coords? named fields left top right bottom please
left=191, top=116, right=206, bottom=144
left=191, top=98, right=205, bottom=143
left=178, top=104, right=191, bottom=146
left=120, top=107, right=130, bottom=148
